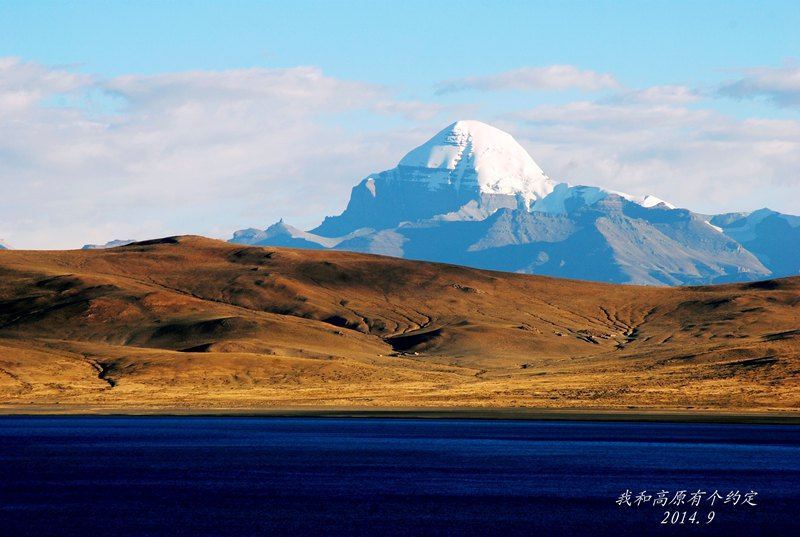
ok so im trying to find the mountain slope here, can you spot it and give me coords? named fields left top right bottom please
left=1, top=236, right=798, bottom=411
left=327, top=196, right=770, bottom=285
left=712, top=209, right=800, bottom=277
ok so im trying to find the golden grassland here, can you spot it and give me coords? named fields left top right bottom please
left=1, top=236, right=798, bottom=415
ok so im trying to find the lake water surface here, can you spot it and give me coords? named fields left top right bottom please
left=1, top=416, right=799, bottom=536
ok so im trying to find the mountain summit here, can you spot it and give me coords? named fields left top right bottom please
left=311, top=120, right=555, bottom=236
left=397, top=120, right=554, bottom=204
left=231, top=120, right=796, bottom=285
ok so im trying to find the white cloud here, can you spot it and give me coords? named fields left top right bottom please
left=606, top=85, right=701, bottom=105
left=719, top=62, right=800, bottom=107
left=512, top=100, right=710, bottom=127
left=506, top=99, right=800, bottom=214
left=0, top=60, right=444, bottom=248
left=2, top=57, right=800, bottom=249
left=436, top=65, right=620, bottom=94
left=0, top=57, right=91, bottom=113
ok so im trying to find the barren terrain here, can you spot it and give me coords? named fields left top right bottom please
left=0, top=236, right=798, bottom=414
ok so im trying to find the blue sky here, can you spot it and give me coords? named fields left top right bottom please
left=1, top=1, right=800, bottom=248
left=3, top=1, right=798, bottom=115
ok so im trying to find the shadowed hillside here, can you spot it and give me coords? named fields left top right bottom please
left=0, top=235, right=798, bottom=412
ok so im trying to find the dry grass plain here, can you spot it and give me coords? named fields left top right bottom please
left=0, top=236, right=798, bottom=415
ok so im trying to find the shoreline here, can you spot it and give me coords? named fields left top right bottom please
left=2, top=406, right=800, bottom=424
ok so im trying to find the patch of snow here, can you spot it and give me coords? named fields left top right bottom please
left=532, top=184, right=607, bottom=214
left=532, top=183, right=675, bottom=214
left=639, top=194, right=676, bottom=209
left=364, top=177, right=377, bottom=197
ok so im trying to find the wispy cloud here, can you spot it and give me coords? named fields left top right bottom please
left=506, top=95, right=800, bottom=213
left=0, top=57, right=92, bottom=112
left=0, top=59, right=446, bottom=248
left=606, top=84, right=701, bottom=105
left=3, top=57, right=800, bottom=248
left=719, top=62, right=800, bottom=107
left=436, top=65, right=620, bottom=94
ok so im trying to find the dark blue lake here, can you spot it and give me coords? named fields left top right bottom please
left=1, top=417, right=799, bottom=536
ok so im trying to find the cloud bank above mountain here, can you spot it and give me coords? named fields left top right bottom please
left=1, top=57, right=800, bottom=248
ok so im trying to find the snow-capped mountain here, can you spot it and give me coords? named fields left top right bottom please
left=0, top=240, right=10, bottom=250
left=312, top=120, right=556, bottom=236
left=531, top=183, right=674, bottom=214
left=231, top=120, right=795, bottom=285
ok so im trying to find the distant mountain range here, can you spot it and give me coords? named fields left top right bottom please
left=230, top=120, right=797, bottom=285
left=82, top=239, right=136, bottom=250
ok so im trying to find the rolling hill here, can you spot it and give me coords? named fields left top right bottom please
left=0, top=235, right=798, bottom=412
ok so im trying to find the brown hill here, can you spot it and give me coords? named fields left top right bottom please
left=0, top=235, right=798, bottom=412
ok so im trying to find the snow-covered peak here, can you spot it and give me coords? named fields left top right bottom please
left=0, top=239, right=10, bottom=250
left=398, top=120, right=555, bottom=205
left=639, top=194, right=675, bottom=209
left=532, top=183, right=675, bottom=214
